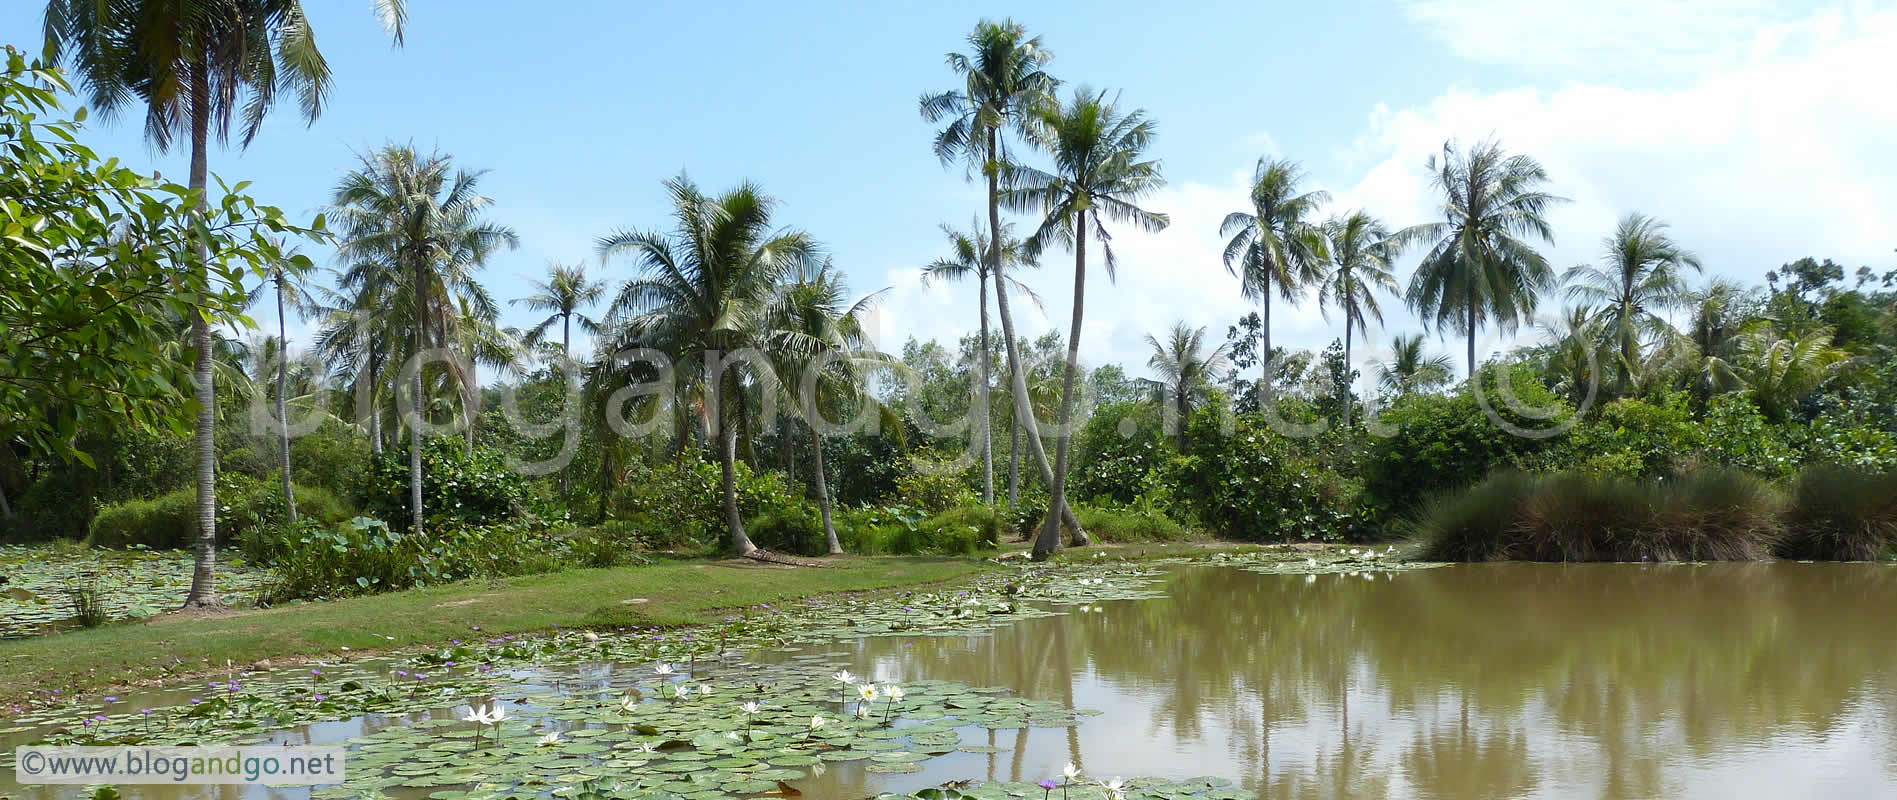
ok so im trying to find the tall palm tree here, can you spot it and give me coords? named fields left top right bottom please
left=1220, top=158, right=1330, bottom=406
left=1317, top=211, right=1399, bottom=425
left=920, top=221, right=1043, bottom=506
left=330, top=145, right=519, bottom=537
left=43, top=0, right=406, bottom=607
left=599, top=174, right=819, bottom=557
left=1377, top=333, right=1455, bottom=397
left=1139, top=322, right=1229, bottom=447
left=513, top=261, right=607, bottom=363
left=1561, top=213, right=1702, bottom=396
left=1537, top=306, right=1610, bottom=407
left=1673, top=278, right=1753, bottom=400
left=246, top=244, right=319, bottom=523
left=921, top=19, right=1085, bottom=534
left=1727, top=324, right=1847, bottom=422
left=1397, top=139, right=1564, bottom=377
left=1006, top=88, right=1169, bottom=559
left=766, top=260, right=889, bottom=554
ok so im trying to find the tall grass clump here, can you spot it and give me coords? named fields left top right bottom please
left=1414, top=470, right=1782, bottom=562
left=1073, top=506, right=1193, bottom=542
left=1777, top=467, right=1897, bottom=561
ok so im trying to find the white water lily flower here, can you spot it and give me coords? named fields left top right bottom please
left=461, top=707, right=494, bottom=725
left=537, top=732, right=562, bottom=746
left=855, top=703, right=872, bottom=719
left=487, top=706, right=507, bottom=723
left=1306, top=558, right=1318, bottom=567
left=619, top=695, right=638, bottom=713
left=639, top=741, right=658, bottom=753
left=832, top=670, right=857, bottom=685
left=582, top=632, right=599, bottom=643
left=857, top=684, right=878, bottom=702
left=698, top=684, right=713, bottom=696
left=673, top=685, right=690, bottom=700
left=1099, top=777, right=1128, bottom=799
left=808, top=715, right=827, bottom=730
left=724, top=731, right=741, bottom=741
left=1063, top=762, right=1082, bottom=781
left=1350, top=548, right=1362, bottom=556
left=653, top=663, right=674, bottom=676
left=883, top=685, right=905, bottom=701
left=739, top=700, right=761, bottom=715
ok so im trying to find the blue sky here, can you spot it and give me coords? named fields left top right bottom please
left=6, top=0, right=1893, bottom=380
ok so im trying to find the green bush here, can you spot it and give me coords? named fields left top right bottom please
left=1172, top=409, right=1369, bottom=541
left=891, top=457, right=976, bottom=513
left=1074, top=505, right=1192, bottom=542
left=356, top=438, right=528, bottom=530
left=749, top=503, right=827, bottom=556
left=255, top=516, right=571, bottom=601
left=1071, top=403, right=1168, bottom=506
left=1365, top=366, right=1570, bottom=517
left=1542, top=393, right=1704, bottom=478
left=87, top=477, right=350, bottom=550
left=607, top=458, right=788, bottom=548
left=85, top=490, right=194, bottom=549
left=1699, top=395, right=1797, bottom=478
left=1412, top=470, right=1783, bottom=562
left=1778, top=467, right=1897, bottom=560
left=831, top=504, right=999, bottom=555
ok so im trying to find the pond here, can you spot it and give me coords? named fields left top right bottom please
left=6, top=558, right=1897, bottom=799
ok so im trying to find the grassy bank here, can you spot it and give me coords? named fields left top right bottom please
left=0, top=555, right=991, bottom=707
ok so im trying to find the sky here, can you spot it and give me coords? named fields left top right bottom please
left=5, top=0, right=1894, bottom=383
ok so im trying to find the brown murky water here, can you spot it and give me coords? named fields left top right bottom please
left=10, top=562, right=1897, bottom=799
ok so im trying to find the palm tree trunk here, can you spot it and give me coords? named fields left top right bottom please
left=0, top=483, right=10, bottom=520
left=1341, top=310, right=1354, bottom=428
left=559, top=314, right=571, bottom=505
left=411, top=253, right=427, bottom=538
left=1466, top=290, right=1478, bottom=378
left=1037, top=215, right=1090, bottom=560
left=810, top=421, right=842, bottom=555
left=1007, top=410, right=1020, bottom=509
left=977, top=274, right=994, bottom=506
left=719, top=375, right=758, bottom=556
left=1260, top=275, right=1274, bottom=408
left=276, top=275, right=298, bottom=524
left=182, top=68, right=220, bottom=609
left=987, top=175, right=1083, bottom=540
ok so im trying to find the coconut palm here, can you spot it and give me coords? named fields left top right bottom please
left=921, top=19, right=1086, bottom=534
left=1220, top=158, right=1330, bottom=406
left=1005, top=87, right=1169, bottom=559
left=1561, top=213, right=1702, bottom=396
left=1139, top=322, right=1229, bottom=447
left=1317, top=211, right=1398, bottom=425
left=43, top=0, right=406, bottom=607
left=1378, top=334, right=1455, bottom=397
left=246, top=245, right=320, bottom=523
left=513, top=262, right=607, bottom=364
left=766, top=261, right=890, bottom=554
left=920, top=221, right=1044, bottom=506
left=1670, top=278, right=1754, bottom=400
left=330, top=145, right=519, bottom=537
left=1726, top=324, right=1847, bottom=422
left=1397, top=139, right=1564, bottom=377
left=1537, top=306, right=1611, bottom=407
left=599, top=174, right=820, bottom=557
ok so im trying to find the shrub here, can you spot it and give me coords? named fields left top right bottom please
left=1365, top=368, right=1570, bottom=516
left=1074, top=505, right=1192, bottom=543
left=1543, top=393, right=1704, bottom=478
left=1412, top=470, right=1783, bottom=562
left=607, top=459, right=787, bottom=548
left=356, top=438, right=528, bottom=529
left=256, top=516, right=571, bottom=601
left=749, top=504, right=827, bottom=556
left=833, top=504, right=1000, bottom=555
left=1070, top=403, right=1168, bottom=506
left=1172, top=410, right=1368, bottom=541
left=89, top=477, right=351, bottom=550
left=85, top=490, right=195, bottom=549
left=1699, top=395, right=1797, bottom=478
left=1778, top=467, right=1897, bottom=560
left=891, top=459, right=976, bottom=514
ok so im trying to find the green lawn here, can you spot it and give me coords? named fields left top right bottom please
left=0, top=556, right=990, bottom=706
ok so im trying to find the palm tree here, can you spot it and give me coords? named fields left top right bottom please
left=246, top=245, right=320, bottom=523
left=1317, top=211, right=1398, bottom=425
left=1140, top=322, right=1229, bottom=447
left=599, top=174, right=820, bottom=557
left=1727, top=324, right=1847, bottom=422
left=1220, top=158, right=1330, bottom=407
left=1006, top=88, right=1169, bottom=559
left=920, top=221, right=1043, bottom=506
left=1397, top=139, right=1564, bottom=376
left=1377, top=333, right=1455, bottom=397
left=43, top=0, right=406, bottom=607
left=766, top=260, right=888, bottom=554
left=922, top=19, right=1085, bottom=534
left=1561, top=213, right=1702, bottom=396
left=513, top=262, right=607, bottom=364
left=1673, top=278, right=1753, bottom=400
left=330, top=145, right=519, bottom=537
left=1537, top=306, right=1610, bottom=407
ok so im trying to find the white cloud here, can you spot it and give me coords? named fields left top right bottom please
left=878, top=3, right=1897, bottom=382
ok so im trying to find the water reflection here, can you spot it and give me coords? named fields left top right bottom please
left=791, top=562, right=1897, bottom=799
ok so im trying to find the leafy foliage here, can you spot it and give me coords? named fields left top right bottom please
left=357, top=438, right=527, bottom=530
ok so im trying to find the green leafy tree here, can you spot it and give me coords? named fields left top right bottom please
left=329, top=145, right=519, bottom=537
left=599, top=174, right=820, bottom=557
left=1397, top=139, right=1564, bottom=377
left=43, top=0, right=404, bottom=606
left=1220, top=158, right=1330, bottom=406
left=1006, top=88, right=1169, bottom=558
left=1318, top=211, right=1398, bottom=424
left=1562, top=213, right=1702, bottom=396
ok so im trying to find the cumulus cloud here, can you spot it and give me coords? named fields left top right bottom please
left=877, top=3, right=1897, bottom=380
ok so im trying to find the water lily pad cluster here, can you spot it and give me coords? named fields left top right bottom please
left=0, top=544, right=271, bottom=638
left=1181, top=547, right=1449, bottom=576
left=884, top=776, right=1255, bottom=799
